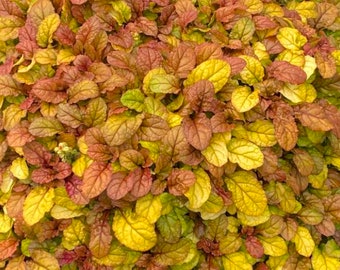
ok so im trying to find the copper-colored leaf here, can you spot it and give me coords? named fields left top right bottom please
left=138, top=114, right=169, bottom=141
left=106, top=171, right=133, bottom=201
left=31, top=167, right=55, bottom=184
left=166, top=43, right=196, bottom=78
left=81, top=162, right=111, bottom=200
left=136, top=47, right=162, bottom=75
left=315, top=52, right=336, bottom=79
left=167, top=168, right=196, bottom=196
left=87, top=144, right=115, bottom=162
left=23, top=141, right=52, bottom=166
left=245, top=236, right=264, bottom=259
left=89, top=216, right=112, bottom=258
left=183, top=113, right=212, bottom=150
left=6, top=124, right=34, bottom=147
left=130, top=168, right=152, bottom=198
left=267, top=61, right=307, bottom=85
left=295, top=103, right=333, bottom=131
left=32, top=78, right=67, bottom=104
left=273, top=114, right=298, bottom=151
left=0, top=238, right=19, bottom=260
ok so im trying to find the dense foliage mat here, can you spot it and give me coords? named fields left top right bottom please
left=1, top=0, right=340, bottom=269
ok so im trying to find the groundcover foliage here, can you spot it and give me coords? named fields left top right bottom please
left=0, top=0, right=340, bottom=268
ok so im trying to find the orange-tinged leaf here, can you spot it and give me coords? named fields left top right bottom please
left=68, top=80, right=99, bottom=104
left=295, top=103, right=333, bottom=131
left=81, top=162, right=111, bottom=200
left=0, top=75, right=22, bottom=96
left=0, top=238, right=19, bottom=260
left=107, top=171, right=134, bottom=201
left=273, top=114, right=298, bottom=151
left=168, top=168, right=196, bottom=196
left=166, top=43, right=196, bottom=78
left=89, top=216, right=112, bottom=258
left=267, top=61, right=307, bottom=85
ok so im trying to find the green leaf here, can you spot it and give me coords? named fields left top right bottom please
left=156, top=211, right=182, bottom=243
left=153, top=238, right=192, bottom=266
left=62, top=219, right=89, bottom=250
left=184, top=59, right=231, bottom=92
left=84, top=97, right=107, bottom=127
left=292, top=226, right=315, bottom=257
left=0, top=16, right=24, bottom=41
left=101, top=113, right=143, bottom=146
left=68, top=80, right=100, bottom=104
left=230, top=17, right=255, bottom=43
left=28, top=250, right=60, bottom=270
left=258, top=236, right=287, bottom=257
left=227, top=138, right=264, bottom=170
left=231, top=86, right=260, bottom=113
left=219, top=233, right=243, bottom=255
left=277, top=27, right=307, bottom=51
left=225, top=171, right=267, bottom=216
left=184, top=167, right=211, bottom=209
left=120, top=89, right=145, bottom=112
left=201, top=132, right=231, bottom=167
left=239, top=55, right=264, bottom=85
left=36, top=13, right=60, bottom=47
left=29, top=117, right=64, bottom=137
left=135, top=194, right=162, bottom=224
left=222, top=252, right=252, bottom=270
left=312, top=248, right=340, bottom=270
left=112, top=210, right=157, bottom=252
left=10, top=158, right=29, bottom=180
left=23, top=186, right=55, bottom=226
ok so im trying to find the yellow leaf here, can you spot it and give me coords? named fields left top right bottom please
left=263, top=3, right=284, bottom=17
left=243, top=0, right=263, bottom=14
left=2, top=104, right=26, bottom=131
left=23, top=186, right=55, bottom=226
left=231, top=86, right=259, bottom=113
left=292, top=226, right=315, bottom=257
left=34, top=49, right=57, bottom=65
left=227, top=138, right=264, bottom=170
left=68, top=80, right=100, bottom=104
left=36, top=13, right=60, bottom=47
left=202, top=132, right=231, bottom=167
left=239, top=56, right=264, bottom=85
left=112, top=210, right=157, bottom=252
left=222, top=252, right=252, bottom=270
left=280, top=83, right=317, bottom=104
left=57, top=49, right=76, bottom=64
left=0, top=16, right=24, bottom=41
left=226, top=171, right=267, bottom=216
left=0, top=212, right=13, bottom=233
left=29, top=250, right=60, bottom=270
left=189, top=193, right=226, bottom=220
left=184, top=167, right=212, bottom=209
left=62, top=219, right=88, bottom=250
left=312, top=248, right=340, bottom=270
left=143, top=68, right=167, bottom=94
left=10, top=158, right=29, bottom=180
left=135, top=194, right=162, bottom=224
left=184, top=59, right=231, bottom=92
left=277, top=50, right=305, bottom=67
left=288, top=1, right=317, bottom=19
left=253, top=42, right=270, bottom=64
left=303, top=55, right=317, bottom=79
left=237, top=207, right=270, bottom=226
left=72, top=154, right=93, bottom=177
left=259, top=236, right=288, bottom=256
left=277, top=27, right=307, bottom=51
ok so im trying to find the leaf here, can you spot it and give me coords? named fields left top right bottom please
left=89, top=216, right=112, bottom=258
left=36, top=13, right=60, bottom=47
left=258, top=236, right=288, bottom=257
left=2, top=104, right=27, bottom=131
left=226, top=171, right=267, bottom=216
left=27, top=0, right=55, bottom=26
left=293, top=149, right=315, bottom=176
left=68, top=80, right=99, bottom=104
left=153, top=238, right=192, bottom=266
left=239, top=55, right=264, bottom=85
left=0, top=238, right=19, bottom=260
left=84, top=97, right=107, bottom=127
left=120, top=89, right=145, bottom=112
left=277, top=27, right=307, bottom=51
left=227, top=138, right=264, bottom=170
left=315, top=2, right=338, bottom=28
left=183, top=113, right=212, bottom=150
left=245, top=236, right=264, bottom=259
left=280, top=83, right=317, bottom=104
left=202, top=132, right=231, bottom=167
left=291, top=1, right=317, bottom=18
left=315, top=52, right=336, bottom=79
left=231, top=86, right=259, bottom=113
left=130, top=168, right=152, bottom=198
left=32, top=78, right=67, bottom=104
left=222, top=252, right=252, bottom=270
left=80, top=162, right=111, bottom=200
left=0, top=16, right=23, bottom=41
left=23, top=186, right=55, bottom=226
left=0, top=75, right=22, bottom=96
left=29, top=117, right=64, bottom=137
left=138, top=114, right=169, bottom=141
left=149, top=74, right=180, bottom=94
left=101, top=113, right=143, bottom=146
left=166, top=43, right=196, bottom=78
left=312, top=248, right=340, bottom=270
left=267, top=61, right=307, bottom=85
left=106, top=171, right=134, bottom=201
left=230, top=17, right=255, bottom=44
left=135, top=193, right=162, bottom=224
left=292, top=226, right=315, bottom=257
left=168, top=168, right=196, bottom=196
left=119, top=149, right=145, bottom=170
left=111, top=0, right=131, bottom=25
left=112, top=210, right=157, bottom=252
left=57, top=103, right=83, bottom=128
left=184, top=167, right=211, bottom=209
left=27, top=250, right=60, bottom=270
left=10, top=157, right=29, bottom=180
left=62, top=219, right=88, bottom=250
left=184, top=59, right=231, bottom=92
left=295, top=103, right=333, bottom=131
left=273, top=113, right=298, bottom=151
left=91, top=241, right=129, bottom=267
left=23, top=141, right=52, bottom=166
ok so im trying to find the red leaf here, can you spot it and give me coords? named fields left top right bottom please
left=23, top=141, right=52, bottom=166
left=54, top=23, right=76, bottom=46
left=32, top=78, right=67, bottom=104
left=267, top=61, right=307, bottom=85
left=81, top=162, right=112, bottom=200
left=223, top=56, right=246, bottom=76
left=106, top=171, right=134, bottom=200
left=130, top=167, right=152, bottom=198
left=16, top=19, right=38, bottom=57
left=166, top=43, right=196, bottom=78
left=136, top=46, right=162, bottom=75
left=0, top=238, right=19, bottom=260
left=74, top=16, right=102, bottom=52
left=31, top=167, right=55, bottom=184
left=65, top=175, right=88, bottom=205
left=167, top=168, right=196, bottom=196
left=107, top=51, right=134, bottom=70
left=245, top=236, right=264, bottom=259
left=253, top=15, right=277, bottom=30
left=183, top=113, right=212, bottom=150
left=89, top=215, right=112, bottom=258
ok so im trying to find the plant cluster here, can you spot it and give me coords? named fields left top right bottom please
left=0, top=0, right=340, bottom=269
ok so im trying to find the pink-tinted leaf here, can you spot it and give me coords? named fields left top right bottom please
left=106, top=171, right=134, bottom=200
left=183, top=113, right=212, bottom=150
left=136, top=46, right=162, bottom=75
left=130, top=168, right=152, bottom=198
left=0, top=238, right=19, bottom=260
left=6, top=124, right=34, bottom=147
left=0, top=75, right=23, bottom=96
left=223, top=57, right=247, bottom=76
left=81, top=162, right=112, bottom=200
left=108, top=28, right=133, bottom=50
left=167, top=168, right=196, bottom=196
left=253, top=15, right=277, bottom=30
left=74, top=16, right=102, bottom=53
left=31, top=167, right=55, bottom=184
left=166, top=43, right=196, bottom=78
left=23, top=141, right=52, bottom=166
left=136, top=16, right=158, bottom=37
left=87, top=144, right=116, bottom=162
left=246, top=236, right=264, bottom=259
left=267, top=61, right=307, bottom=85
left=54, top=23, right=75, bottom=46
left=65, top=175, right=88, bottom=205
left=89, top=215, right=112, bottom=258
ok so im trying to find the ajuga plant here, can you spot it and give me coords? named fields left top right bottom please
left=0, top=0, right=340, bottom=269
